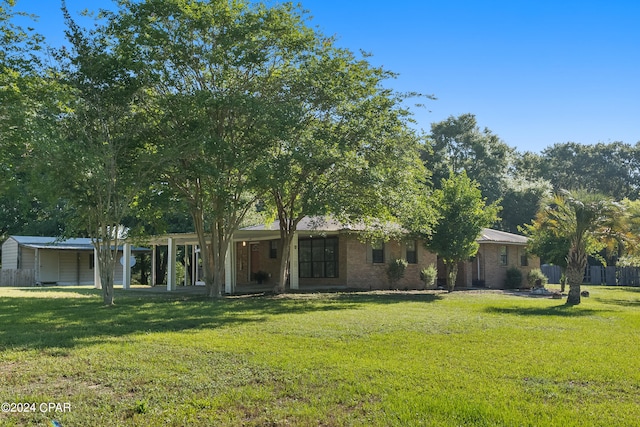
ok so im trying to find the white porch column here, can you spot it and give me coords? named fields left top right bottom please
left=184, top=245, right=188, bottom=287
left=167, top=238, right=176, bottom=291
left=225, top=243, right=235, bottom=294
left=93, top=248, right=102, bottom=289
left=290, top=233, right=299, bottom=290
left=122, top=243, right=131, bottom=290
left=192, top=245, right=197, bottom=285
left=151, top=245, right=157, bottom=286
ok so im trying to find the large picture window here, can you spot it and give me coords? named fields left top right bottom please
left=299, top=237, right=338, bottom=278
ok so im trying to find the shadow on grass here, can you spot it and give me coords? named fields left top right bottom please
left=331, top=292, right=443, bottom=305
left=18, top=286, right=108, bottom=296
left=484, top=304, right=609, bottom=317
left=0, top=288, right=441, bottom=351
left=593, top=297, right=640, bottom=308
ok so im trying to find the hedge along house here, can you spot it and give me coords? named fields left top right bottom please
left=445, top=228, right=540, bottom=289
left=0, top=236, right=148, bottom=288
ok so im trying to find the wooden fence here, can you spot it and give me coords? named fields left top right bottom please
left=0, top=269, right=36, bottom=287
left=541, top=264, right=640, bottom=286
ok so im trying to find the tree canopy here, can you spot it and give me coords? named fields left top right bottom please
left=425, top=113, right=514, bottom=204
left=30, top=1, right=156, bottom=305
left=5, top=0, right=640, bottom=299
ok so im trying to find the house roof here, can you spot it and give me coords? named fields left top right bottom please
left=143, top=217, right=529, bottom=246
left=9, top=236, right=149, bottom=252
left=243, top=217, right=528, bottom=245
left=477, top=228, right=528, bottom=245
left=242, top=216, right=355, bottom=232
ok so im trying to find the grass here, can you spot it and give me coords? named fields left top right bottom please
left=0, top=285, right=639, bottom=426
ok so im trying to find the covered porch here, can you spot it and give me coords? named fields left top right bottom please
left=142, top=229, right=303, bottom=294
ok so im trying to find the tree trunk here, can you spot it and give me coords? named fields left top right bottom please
left=567, top=282, right=581, bottom=305
left=102, top=281, right=114, bottom=306
left=209, top=218, right=229, bottom=298
left=155, top=247, right=167, bottom=285
left=565, top=245, right=586, bottom=306
left=275, top=234, right=293, bottom=294
left=209, top=233, right=222, bottom=298
left=140, top=253, right=149, bottom=285
left=445, top=261, right=458, bottom=292
left=96, top=241, right=116, bottom=306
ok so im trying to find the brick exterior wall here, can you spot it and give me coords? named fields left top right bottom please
left=232, top=232, right=539, bottom=291
left=344, top=237, right=437, bottom=289
left=233, top=233, right=438, bottom=290
left=474, top=243, right=540, bottom=288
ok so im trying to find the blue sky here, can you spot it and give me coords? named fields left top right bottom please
left=13, top=0, right=640, bottom=153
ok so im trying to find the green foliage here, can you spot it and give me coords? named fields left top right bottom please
left=616, top=198, right=640, bottom=266
left=109, top=0, right=359, bottom=297
left=0, top=1, right=58, bottom=241
left=34, top=4, right=155, bottom=305
left=387, top=258, right=408, bottom=288
left=425, top=113, right=514, bottom=204
left=504, top=267, right=523, bottom=289
left=259, top=34, right=430, bottom=292
left=525, top=189, right=624, bottom=305
left=420, top=264, right=438, bottom=289
left=538, top=142, right=640, bottom=199
left=428, top=171, right=501, bottom=262
left=499, top=178, right=552, bottom=234
left=527, top=268, right=548, bottom=288
left=521, top=221, right=571, bottom=268
left=422, top=171, right=500, bottom=290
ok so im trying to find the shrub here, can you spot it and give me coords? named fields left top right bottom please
left=420, top=264, right=438, bottom=289
left=254, top=271, right=269, bottom=284
left=504, top=267, right=523, bottom=289
left=527, top=268, right=548, bottom=289
left=387, top=259, right=408, bottom=289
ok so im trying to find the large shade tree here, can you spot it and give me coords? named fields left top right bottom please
left=262, top=42, right=430, bottom=292
left=425, top=113, right=514, bottom=204
left=111, top=0, right=327, bottom=297
left=37, top=2, right=154, bottom=305
left=0, top=0, right=62, bottom=241
left=530, top=142, right=640, bottom=199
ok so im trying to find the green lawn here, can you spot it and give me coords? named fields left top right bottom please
left=0, top=285, right=638, bottom=426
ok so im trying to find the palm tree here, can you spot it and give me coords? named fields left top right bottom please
left=538, top=190, right=622, bottom=305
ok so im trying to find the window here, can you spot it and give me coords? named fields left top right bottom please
left=499, top=246, right=508, bottom=266
left=520, top=249, right=528, bottom=267
left=269, top=240, right=277, bottom=259
left=372, top=241, right=384, bottom=264
left=299, top=237, right=338, bottom=278
left=89, top=253, right=94, bottom=270
left=406, top=241, right=417, bottom=264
